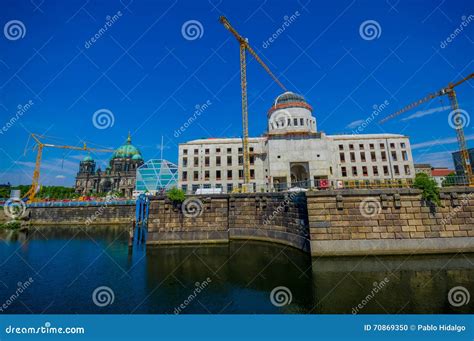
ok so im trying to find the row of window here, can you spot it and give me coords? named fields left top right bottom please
left=270, top=117, right=315, bottom=130
left=340, top=150, right=409, bottom=163
left=338, top=142, right=406, bottom=151
left=76, top=178, right=134, bottom=187
left=340, top=164, right=411, bottom=177
left=182, top=169, right=256, bottom=181
left=182, top=155, right=256, bottom=167
left=182, top=147, right=255, bottom=156
left=182, top=183, right=247, bottom=194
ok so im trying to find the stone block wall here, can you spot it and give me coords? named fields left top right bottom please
left=307, top=188, right=474, bottom=256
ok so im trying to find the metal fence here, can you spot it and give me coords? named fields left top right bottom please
left=26, top=199, right=135, bottom=208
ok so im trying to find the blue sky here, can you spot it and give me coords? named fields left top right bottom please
left=0, top=0, right=473, bottom=186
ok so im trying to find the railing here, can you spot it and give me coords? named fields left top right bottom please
left=26, top=199, right=135, bottom=208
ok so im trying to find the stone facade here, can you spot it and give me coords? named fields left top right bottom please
left=178, top=92, right=415, bottom=194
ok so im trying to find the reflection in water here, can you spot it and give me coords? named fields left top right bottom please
left=0, top=226, right=472, bottom=314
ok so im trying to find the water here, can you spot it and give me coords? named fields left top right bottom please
left=0, top=226, right=472, bottom=314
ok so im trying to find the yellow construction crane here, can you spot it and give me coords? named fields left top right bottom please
left=23, top=133, right=114, bottom=202
left=219, top=16, right=287, bottom=190
left=380, top=73, right=474, bottom=186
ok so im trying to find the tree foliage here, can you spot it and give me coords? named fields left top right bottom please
left=166, top=187, right=186, bottom=203
left=413, top=173, right=440, bottom=206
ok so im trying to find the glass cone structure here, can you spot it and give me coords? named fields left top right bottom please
left=135, top=159, right=178, bottom=196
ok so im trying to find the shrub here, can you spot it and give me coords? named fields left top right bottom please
left=167, top=188, right=186, bottom=203
left=413, top=173, right=440, bottom=206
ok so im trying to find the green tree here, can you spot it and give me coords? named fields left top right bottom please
left=413, top=173, right=440, bottom=206
left=167, top=187, right=186, bottom=203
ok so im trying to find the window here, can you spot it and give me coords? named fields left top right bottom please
left=360, top=152, right=366, bottom=162
left=182, top=185, right=188, bottom=193
left=371, top=152, right=376, bottom=162
left=194, top=157, right=199, bottom=167
left=390, top=143, right=395, bottom=149
left=350, top=152, right=356, bottom=162
left=238, top=147, right=243, bottom=154
left=205, top=170, right=210, bottom=180
left=381, top=151, right=387, bottom=161
left=401, top=142, right=406, bottom=149
left=205, top=148, right=210, bottom=154
left=339, top=144, right=344, bottom=151
left=182, top=157, right=188, bottom=167
left=341, top=167, right=347, bottom=177
left=402, top=150, right=408, bottom=161
left=362, top=166, right=368, bottom=176
left=391, top=151, right=397, bottom=161
left=216, top=170, right=221, bottom=180
left=349, top=144, right=354, bottom=150
left=216, top=148, right=221, bottom=153
left=300, top=118, right=304, bottom=125
left=383, top=166, right=389, bottom=176
left=227, top=156, right=232, bottom=166
left=404, top=165, right=411, bottom=175
left=227, top=184, right=233, bottom=193
left=369, top=143, right=374, bottom=150
left=192, top=184, right=199, bottom=193
left=288, top=118, right=291, bottom=126
left=250, top=156, right=255, bottom=165
left=193, top=171, right=199, bottom=181
left=359, top=144, right=364, bottom=150
left=394, top=165, right=400, bottom=175
left=183, top=149, right=188, bottom=155
left=373, top=166, right=379, bottom=176
left=249, top=147, right=254, bottom=153
left=182, top=171, right=187, bottom=181
left=227, top=170, right=232, bottom=180
left=216, top=156, right=221, bottom=166
left=205, top=157, right=210, bottom=167
left=227, top=148, right=232, bottom=154
left=352, top=166, right=358, bottom=176
left=380, top=143, right=385, bottom=149
left=194, top=149, right=199, bottom=155
left=340, top=153, right=345, bottom=163
left=294, top=118, right=298, bottom=126
left=238, top=170, right=244, bottom=179
left=238, top=156, right=243, bottom=166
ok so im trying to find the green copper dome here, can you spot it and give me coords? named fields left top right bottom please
left=83, top=155, right=94, bottom=162
left=132, top=154, right=143, bottom=160
left=112, top=133, right=143, bottom=160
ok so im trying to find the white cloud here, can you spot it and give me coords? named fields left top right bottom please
left=346, top=119, right=365, bottom=129
left=411, top=134, right=474, bottom=150
left=401, top=106, right=450, bottom=121
left=55, top=175, right=66, bottom=179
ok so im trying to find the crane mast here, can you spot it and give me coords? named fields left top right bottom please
left=379, top=73, right=474, bottom=186
left=219, top=16, right=287, bottom=191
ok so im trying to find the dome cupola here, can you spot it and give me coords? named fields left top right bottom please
left=112, top=132, right=143, bottom=160
left=267, top=92, right=317, bottom=135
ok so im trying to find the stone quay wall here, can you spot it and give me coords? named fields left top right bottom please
left=307, top=188, right=474, bottom=256
left=147, top=193, right=310, bottom=252
left=21, top=188, right=474, bottom=256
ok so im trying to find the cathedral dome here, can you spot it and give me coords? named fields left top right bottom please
left=132, top=154, right=143, bottom=161
left=83, top=155, right=94, bottom=162
left=112, top=133, right=143, bottom=159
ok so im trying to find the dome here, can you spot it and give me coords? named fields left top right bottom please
left=83, top=155, right=94, bottom=162
left=268, top=91, right=313, bottom=117
left=132, top=154, right=143, bottom=160
left=274, top=91, right=306, bottom=105
left=112, top=133, right=143, bottom=159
